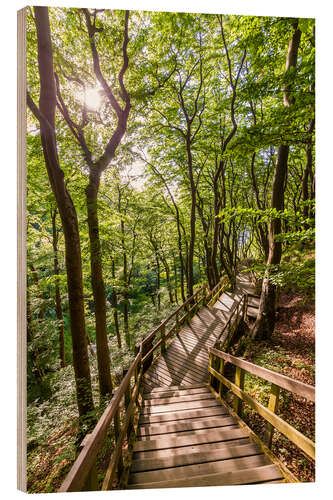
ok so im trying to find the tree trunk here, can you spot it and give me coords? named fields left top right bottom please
left=29, top=264, right=44, bottom=321
left=176, top=213, right=186, bottom=302
left=27, top=281, right=44, bottom=379
left=120, top=219, right=130, bottom=348
left=161, top=254, right=174, bottom=304
left=302, top=118, right=315, bottom=224
left=51, top=209, right=66, bottom=368
left=156, top=256, right=161, bottom=310
left=173, top=252, right=179, bottom=304
left=253, top=22, right=301, bottom=340
left=85, top=173, right=113, bottom=396
left=111, top=259, right=121, bottom=349
left=28, top=7, right=94, bottom=423
left=186, top=136, right=196, bottom=298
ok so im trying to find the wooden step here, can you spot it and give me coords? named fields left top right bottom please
left=133, top=426, right=247, bottom=452
left=143, top=383, right=205, bottom=394
left=142, top=392, right=214, bottom=408
left=140, top=398, right=221, bottom=416
left=139, top=404, right=229, bottom=425
left=139, top=417, right=238, bottom=440
left=131, top=441, right=262, bottom=472
left=128, top=464, right=284, bottom=489
left=133, top=437, right=251, bottom=461
left=143, top=386, right=210, bottom=400
left=138, top=413, right=231, bottom=437
left=247, top=306, right=259, bottom=318
left=129, top=453, right=270, bottom=485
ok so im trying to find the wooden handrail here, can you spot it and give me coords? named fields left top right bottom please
left=208, top=347, right=315, bottom=460
left=59, top=351, right=142, bottom=492
left=208, top=347, right=315, bottom=401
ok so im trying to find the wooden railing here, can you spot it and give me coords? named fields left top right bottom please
left=212, top=292, right=248, bottom=351
left=59, top=349, right=143, bottom=492
left=208, top=347, right=315, bottom=460
left=207, top=276, right=229, bottom=306
left=59, top=276, right=229, bottom=492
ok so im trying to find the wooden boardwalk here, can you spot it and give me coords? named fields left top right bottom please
left=127, top=277, right=285, bottom=488
left=142, top=275, right=258, bottom=390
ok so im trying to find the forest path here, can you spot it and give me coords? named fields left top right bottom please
left=142, top=275, right=257, bottom=390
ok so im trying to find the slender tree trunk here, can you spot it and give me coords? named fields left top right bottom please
left=302, top=118, right=315, bottom=224
left=29, top=264, right=45, bottom=321
left=28, top=7, right=94, bottom=422
left=120, top=220, right=130, bottom=347
left=27, top=281, right=44, bottom=379
left=186, top=136, right=196, bottom=298
left=175, top=215, right=186, bottom=302
left=51, top=209, right=66, bottom=368
left=111, top=259, right=121, bottom=349
left=173, top=252, right=179, bottom=304
left=85, top=173, right=113, bottom=396
left=249, top=152, right=269, bottom=259
left=253, top=22, right=301, bottom=340
left=161, top=255, right=174, bottom=304
left=156, top=256, right=161, bottom=310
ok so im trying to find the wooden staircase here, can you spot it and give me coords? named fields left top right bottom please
left=59, top=274, right=315, bottom=492
left=128, top=384, right=285, bottom=489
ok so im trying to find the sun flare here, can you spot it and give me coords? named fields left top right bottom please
left=82, top=87, right=103, bottom=111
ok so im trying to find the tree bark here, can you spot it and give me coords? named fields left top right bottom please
left=86, top=173, right=112, bottom=395
left=120, top=219, right=130, bottom=347
left=28, top=7, right=94, bottom=422
left=27, top=281, right=44, bottom=379
left=111, top=259, right=121, bottom=349
left=156, top=255, right=161, bottom=310
left=51, top=209, right=66, bottom=368
left=253, top=22, right=301, bottom=341
left=29, top=264, right=45, bottom=322
left=186, top=136, right=196, bottom=298
left=160, top=254, right=174, bottom=304
left=173, top=252, right=179, bottom=304
left=302, top=118, right=315, bottom=224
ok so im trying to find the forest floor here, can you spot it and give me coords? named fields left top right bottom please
left=241, top=291, right=315, bottom=482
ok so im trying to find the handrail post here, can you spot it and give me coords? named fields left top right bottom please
left=176, top=311, right=179, bottom=334
left=218, top=357, right=225, bottom=399
left=113, top=407, right=123, bottom=480
left=264, top=383, right=280, bottom=448
left=123, top=369, right=132, bottom=439
left=203, top=285, right=208, bottom=306
left=186, top=302, right=190, bottom=325
left=208, top=353, right=213, bottom=387
left=243, top=293, right=248, bottom=320
left=79, top=435, right=98, bottom=491
left=123, top=369, right=130, bottom=410
left=160, top=323, right=166, bottom=353
left=233, top=366, right=245, bottom=417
